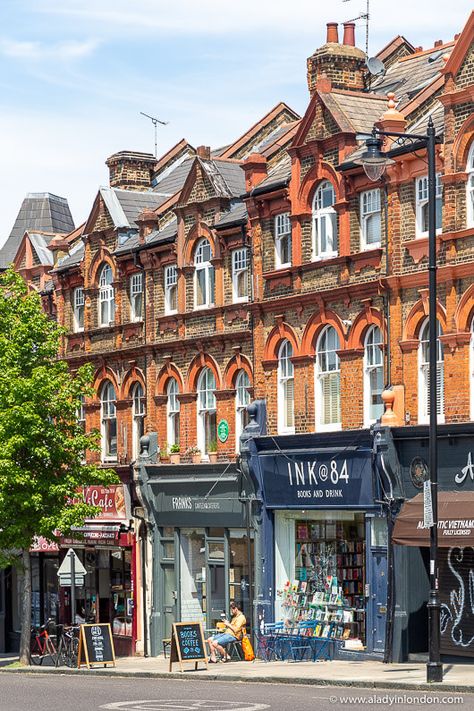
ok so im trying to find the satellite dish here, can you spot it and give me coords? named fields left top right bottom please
left=366, top=56, right=386, bottom=77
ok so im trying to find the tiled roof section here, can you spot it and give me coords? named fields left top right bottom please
left=114, top=217, right=178, bottom=255
left=152, top=158, right=194, bottom=195
left=212, top=160, right=246, bottom=198
left=112, top=188, right=170, bottom=227
left=371, top=43, right=454, bottom=109
left=1, top=193, right=75, bottom=269
left=215, top=201, right=248, bottom=229
left=319, top=91, right=389, bottom=134
left=28, top=233, right=55, bottom=266
left=55, top=239, right=85, bottom=272
left=249, top=153, right=292, bottom=195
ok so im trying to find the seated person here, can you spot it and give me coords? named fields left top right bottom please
left=206, top=600, right=246, bottom=662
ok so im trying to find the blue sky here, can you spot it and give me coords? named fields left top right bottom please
left=1, top=0, right=472, bottom=243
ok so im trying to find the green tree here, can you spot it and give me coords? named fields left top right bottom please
left=0, top=268, right=118, bottom=664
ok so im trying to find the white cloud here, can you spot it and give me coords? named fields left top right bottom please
left=0, top=38, right=99, bottom=61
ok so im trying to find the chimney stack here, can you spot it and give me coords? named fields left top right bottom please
left=106, top=151, right=156, bottom=191
left=326, top=22, right=339, bottom=44
left=197, top=145, right=211, bottom=160
left=343, top=22, right=356, bottom=47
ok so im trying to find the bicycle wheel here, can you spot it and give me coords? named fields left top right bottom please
left=30, top=637, right=43, bottom=665
left=44, top=637, right=59, bottom=666
left=66, top=637, right=79, bottom=668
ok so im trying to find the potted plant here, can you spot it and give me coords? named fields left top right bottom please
left=169, top=443, right=180, bottom=464
left=186, top=445, right=201, bottom=464
left=208, top=440, right=218, bottom=464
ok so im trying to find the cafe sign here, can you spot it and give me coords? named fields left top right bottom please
left=83, top=485, right=129, bottom=522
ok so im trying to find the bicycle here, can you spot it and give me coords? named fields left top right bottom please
left=30, top=619, right=58, bottom=665
left=56, top=625, right=80, bottom=668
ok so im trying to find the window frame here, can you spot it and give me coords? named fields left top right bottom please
left=235, top=369, right=251, bottom=451
left=194, top=239, right=215, bottom=309
left=418, top=318, right=445, bottom=425
left=274, top=213, right=292, bottom=268
left=312, top=181, right=338, bottom=260
left=415, top=174, right=443, bottom=238
left=73, top=286, right=85, bottom=332
left=197, top=367, right=217, bottom=456
left=129, top=272, right=143, bottom=323
left=164, top=264, right=178, bottom=315
left=231, top=248, right=249, bottom=303
left=315, top=326, right=341, bottom=432
left=167, top=378, right=180, bottom=448
left=467, top=143, right=474, bottom=228
left=277, top=340, right=295, bottom=435
left=363, top=325, right=384, bottom=427
left=98, top=264, right=115, bottom=327
left=100, top=381, right=117, bottom=462
left=360, top=188, right=382, bottom=250
left=132, top=383, right=146, bottom=460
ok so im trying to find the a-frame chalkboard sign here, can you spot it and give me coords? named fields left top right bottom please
left=77, top=623, right=116, bottom=669
left=169, top=621, right=208, bottom=672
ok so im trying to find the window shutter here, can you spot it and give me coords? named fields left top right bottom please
left=284, top=378, right=295, bottom=428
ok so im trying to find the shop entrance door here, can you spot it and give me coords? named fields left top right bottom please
left=370, top=548, right=388, bottom=653
left=207, top=538, right=226, bottom=629
left=161, top=564, right=177, bottom=640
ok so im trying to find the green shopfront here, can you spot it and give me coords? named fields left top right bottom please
left=137, top=462, right=254, bottom=656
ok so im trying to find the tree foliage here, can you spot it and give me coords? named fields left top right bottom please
left=0, top=267, right=118, bottom=560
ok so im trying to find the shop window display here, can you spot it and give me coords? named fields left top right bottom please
left=277, top=517, right=366, bottom=646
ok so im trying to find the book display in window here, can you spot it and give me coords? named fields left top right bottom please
left=277, top=518, right=366, bottom=645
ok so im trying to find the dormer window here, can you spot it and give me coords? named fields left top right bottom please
left=312, top=181, right=337, bottom=259
left=99, top=264, right=115, bottom=327
left=194, top=239, right=215, bottom=309
left=416, top=174, right=442, bottom=237
left=275, top=213, right=291, bottom=268
left=73, top=287, right=84, bottom=332
left=130, top=272, right=143, bottom=322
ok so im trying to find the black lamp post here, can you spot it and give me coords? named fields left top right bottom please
left=355, top=116, right=443, bottom=683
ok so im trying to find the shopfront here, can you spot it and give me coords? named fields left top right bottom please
left=137, top=462, right=254, bottom=657
left=373, top=422, right=474, bottom=662
left=245, top=431, right=388, bottom=657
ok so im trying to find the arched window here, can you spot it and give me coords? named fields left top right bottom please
left=364, top=326, right=384, bottom=426
left=167, top=378, right=180, bottom=448
left=278, top=340, right=294, bottom=434
left=312, top=181, right=337, bottom=260
left=467, top=142, right=474, bottom=228
left=316, top=326, right=341, bottom=430
left=418, top=319, right=444, bottom=424
left=194, top=239, right=215, bottom=308
left=197, top=367, right=217, bottom=455
left=132, top=383, right=146, bottom=460
left=98, top=264, right=115, bottom=327
left=101, top=381, right=117, bottom=461
left=235, top=370, right=251, bottom=450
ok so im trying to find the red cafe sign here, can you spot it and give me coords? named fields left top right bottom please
left=83, top=485, right=128, bottom=521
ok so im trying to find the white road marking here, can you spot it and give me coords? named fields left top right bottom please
left=100, top=701, right=270, bottom=711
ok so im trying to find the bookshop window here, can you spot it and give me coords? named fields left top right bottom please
left=278, top=513, right=366, bottom=646
left=111, top=549, right=132, bottom=637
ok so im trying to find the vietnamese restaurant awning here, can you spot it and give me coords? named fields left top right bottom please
left=393, top=491, right=474, bottom=547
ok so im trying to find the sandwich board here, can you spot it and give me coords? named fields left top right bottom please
left=169, top=621, right=208, bottom=672
left=77, top=623, right=116, bottom=669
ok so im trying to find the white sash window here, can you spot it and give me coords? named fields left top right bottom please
left=316, top=326, right=341, bottom=430
left=278, top=340, right=295, bottom=434
left=312, top=181, right=337, bottom=260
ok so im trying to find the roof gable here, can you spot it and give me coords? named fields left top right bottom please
left=442, top=11, right=474, bottom=86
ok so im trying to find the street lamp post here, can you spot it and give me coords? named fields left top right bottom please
left=355, top=116, right=443, bottom=683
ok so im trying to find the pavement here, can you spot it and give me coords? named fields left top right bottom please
left=1, top=653, right=474, bottom=692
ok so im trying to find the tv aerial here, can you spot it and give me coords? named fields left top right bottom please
left=140, top=112, right=169, bottom=158
left=342, top=0, right=370, bottom=56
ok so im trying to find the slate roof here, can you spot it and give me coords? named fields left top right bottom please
left=215, top=201, right=248, bottom=229
left=29, top=232, right=55, bottom=266
left=113, top=217, right=178, bottom=255
left=248, top=153, right=292, bottom=196
left=210, top=160, right=246, bottom=198
left=1, top=193, right=74, bottom=269
left=55, top=240, right=85, bottom=272
left=319, top=91, right=389, bottom=134
left=371, top=43, right=454, bottom=108
left=152, top=158, right=194, bottom=195
left=108, top=188, right=170, bottom=228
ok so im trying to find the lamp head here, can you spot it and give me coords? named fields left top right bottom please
left=354, top=134, right=395, bottom=182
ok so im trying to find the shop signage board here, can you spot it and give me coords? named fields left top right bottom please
left=258, top=447, right=374, bottom=508
left=77, top=623, right=116, bottom=669
left=217, top=419, right=229, bottom=443
left=169, top=621, right=208, bottom=672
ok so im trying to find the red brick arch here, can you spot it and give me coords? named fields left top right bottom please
left=224, top=354, right=253, bottom=389
left=122, top=367, right=146, bottom=400
left=183, top=223, right=219, bottom=265
left=453, top=114, right=474, bottom=172
left=89, top=251, right=116, bottom=285
left=93, top=366, right=119, bottom=398
left=187, top=353, right=222, bottom=391
left=347, top=308, right=385, bottom=350
left=455, top=284, right=474, bottom=333
left=403, top=299, right=447, bottom=341
left=156, top=362, right=185, bottom=396
left=263, top=323, right=300, bottom=361
left=301, top=310, right=345, bottom=356
left=297, top=162, right=342, bottom=214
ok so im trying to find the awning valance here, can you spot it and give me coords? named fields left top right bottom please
left=393, top=491, right=474, bottom=547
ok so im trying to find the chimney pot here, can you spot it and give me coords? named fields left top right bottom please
left=343, top=22, right=356, bottom=47
left=326, top=22, right=339, bottom=44
left=434, top=39, right=443, bottom=47
left=197, top=145, right=211, bottom=159
left=454, top=33, right=460, bottom=40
